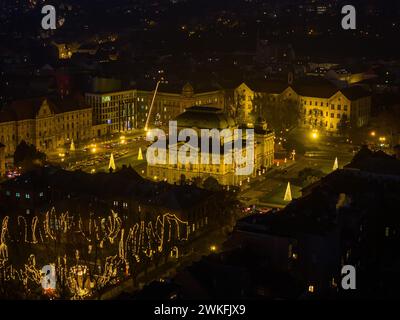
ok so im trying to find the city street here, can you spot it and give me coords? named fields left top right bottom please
left=47, top=130, right=149, bottom=174
left=238, top=147, right=355, bottom=209
left=46, top=126, right=357, bottom=210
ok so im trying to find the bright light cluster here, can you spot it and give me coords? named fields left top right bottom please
left=0, top=209, right=189, bottom=299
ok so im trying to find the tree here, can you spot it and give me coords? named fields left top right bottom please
left=14, top=140, right=46, bottom=172
left=374, top=106, right=400, bottom=146
left=230, top=91, right=246, bottom=124
left=298, top=167, right=325, bottom=185
left=280, top=98, right=301, bottom=130
left=250, top=93, right=265, bottom=124
left=337, top=114, right=351, bottom=137
left=203, top=176, right=223, bottom=191
left=251, top=94, right=300, bottom=132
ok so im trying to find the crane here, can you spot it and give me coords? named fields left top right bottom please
left=144, top=80, right=161, bottom=132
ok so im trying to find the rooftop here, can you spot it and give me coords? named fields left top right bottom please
left=0, top=94, right=89, bottom=123
left=175, top=106, right=236, bottom=130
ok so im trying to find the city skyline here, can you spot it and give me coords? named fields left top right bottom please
left=0, top=0, right=400, bottom=309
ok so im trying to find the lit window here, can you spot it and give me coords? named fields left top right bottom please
left=25, top=194, right=30, bottom=199
left=385, top=227, right=390, bottom=237
left=16, top=192, right=20, bottom=198
left=308, top=285, right=315, bottom=293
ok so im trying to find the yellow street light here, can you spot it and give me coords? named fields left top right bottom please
left=370, top=131, right=376, bottom=137
left=210, top=245, right=217, bottom=252
left=311, top=130, right=319, bottom=140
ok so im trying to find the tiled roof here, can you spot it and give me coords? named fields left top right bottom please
left=0, top=109, right=16, bottom=123
left=7, top=97, right=44, bottom=121
left=344, top=147, right=400, bottom=176
left=292, top=77, right=338, bottom=98
left=0, top=94, right=89, bottom=123
left=246, top=80, right=289, bottom=94
left=340, top=86, right=371, bottom=100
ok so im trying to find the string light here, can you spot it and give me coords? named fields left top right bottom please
left=0, top=208, right=190, bottom=299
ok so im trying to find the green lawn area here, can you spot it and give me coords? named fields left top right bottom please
left=258, top=183, right=302, bottom=206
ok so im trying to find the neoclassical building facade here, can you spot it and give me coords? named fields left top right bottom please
left=0, top=94, right=92, bottom=156
left=147, top=106, right=275, bottom=186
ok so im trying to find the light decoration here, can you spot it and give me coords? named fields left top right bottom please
left=0, top=208, right=190, bottom=299
left=109, top=153, right=116, bottom=171
left=18, top=216, right=29, bottom=243
left=333, top=157, right=339, bottom=171
left=284, top=182, right=292, bottom=202
left=138, top=148, right=144, bottom=160
left=31, top=216, right=39, bottom=244
left=70, top=139, right=75, bottom=152
left=0, top=217, right=9, bottom=262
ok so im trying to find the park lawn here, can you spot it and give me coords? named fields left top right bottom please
left=258, top=183, right=302, bottom=206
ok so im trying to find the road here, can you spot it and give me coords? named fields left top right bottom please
left=48, top=130, right=149, bottom=174
left=238, top=149, right=354, bottom=208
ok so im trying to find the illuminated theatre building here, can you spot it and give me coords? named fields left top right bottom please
left=147, top=106, right=275, bottom=186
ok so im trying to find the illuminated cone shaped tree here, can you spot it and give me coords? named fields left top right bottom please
left=109, top=153, right=116, bottom=171
left=138, top=147, right=143, bottom=160
left=70, top=139, right=75, bottom=152
left=333, top=157, right=339, bottom=171
left=284, top=182, right=292, bottom=202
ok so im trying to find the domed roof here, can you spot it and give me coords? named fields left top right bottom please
left=182, top=82, right=194, bottom=97
left=175, top=106, right=236, bottom=130
left=255, top=116, right=267, bottom=125
left=254, top=116, right=269, bottom=133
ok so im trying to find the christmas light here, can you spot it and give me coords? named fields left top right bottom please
left=0, top=208, right=190, bottom=299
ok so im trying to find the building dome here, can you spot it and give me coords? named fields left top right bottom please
left=254, top=116, right=269, bottom=133
left=181, top=82, right=194, bottom=98
left=175, top=106, right=236, bottom=130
